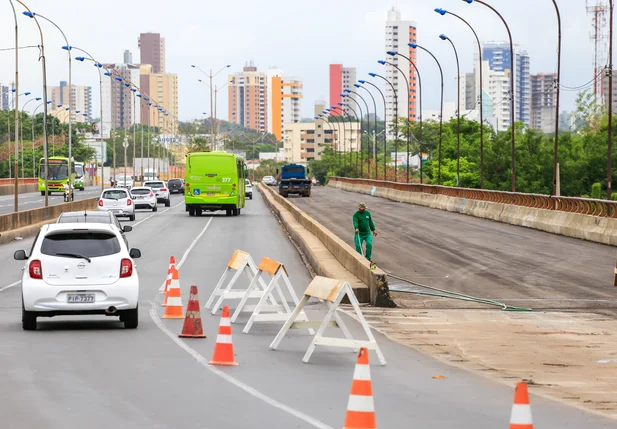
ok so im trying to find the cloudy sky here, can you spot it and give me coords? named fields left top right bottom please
left=0, top=0, right=606, bottom=123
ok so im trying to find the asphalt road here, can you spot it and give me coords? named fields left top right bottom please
left=0, top=186, right=102, bottom=215
left=0, top=191, right=614, bottom=428
left=291, top=186, right=617, bottom=314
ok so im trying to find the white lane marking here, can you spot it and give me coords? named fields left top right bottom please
left=0, top=281, right=20, bottom=292
left=149, top=305, right=334, bottom=429
left=0, top=201, right=184, bottom=293
left=149, top=218, right=334, bottom=429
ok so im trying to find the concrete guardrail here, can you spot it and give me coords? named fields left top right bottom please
left=260, top=183, right=396, bottom=307
left=0, top=183, right=39, bottom=196
left=329, top=177, right=617, bottom=247
left=0, top=198, right=98, bottom=244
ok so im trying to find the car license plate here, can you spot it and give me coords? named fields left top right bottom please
left=207, top=192, right=215, bottom=196
left=67, top=293, right=95, bottom=303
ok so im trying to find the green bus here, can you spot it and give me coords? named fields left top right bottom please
left=38, top=156, right=75, bottom=195
left=184, top=151, right=247, bottom=217
left=74, top=161, right=85, bottom=191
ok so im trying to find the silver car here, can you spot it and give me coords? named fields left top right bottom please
left=97, top=188, right=136, bottom=221
left=143, top=180, right=170, bottom=207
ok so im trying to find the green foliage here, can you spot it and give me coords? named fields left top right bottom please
left=591, top=183, right=602, bottom=199
left=612, top=193, right=617, bottom=201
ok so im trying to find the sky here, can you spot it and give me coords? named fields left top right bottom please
left=0, top=0, right=607, bottom=124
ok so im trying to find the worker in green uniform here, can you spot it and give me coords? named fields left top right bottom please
left=353, top=202, right=377, bottom=263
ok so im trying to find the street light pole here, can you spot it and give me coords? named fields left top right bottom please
left=608, top=0, right=614, bottom=200
left=550, top=0, right=563, bottom=197
left=440, top=34, right=462, bottom=186
left=463, top=0, right=516, bottom=192
left=356, top=83, right=378, bottom=179
left=369, top=73, right=397, bottom=181
left=410, top=43, right=444, bottom=186
left=9, top=0, right=19, bottom=210
left=361, top=79, right=387, bottom=181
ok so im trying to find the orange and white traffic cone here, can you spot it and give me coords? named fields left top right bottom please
left=209, top=306, right=238, bottom=366
left=343, top=347, right=376, bottom=429
left=159, top=256, right=175, bottom=294
left=179, top=285, right=206, bottom=338
left=509, top=382, right=533, bottom=429
left=162, top=266, right=184, bottom=319
left=163, top=264, right=180, bottom=307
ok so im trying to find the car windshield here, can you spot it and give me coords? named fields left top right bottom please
left=102, top=190, right=128, bottom=200
left=131, top=188, right=151, bottom=195
left=75, top=165, right=84, bottom=178
left=41, top=231, right=121, bottom=258
left=40, top=163, right=69, bottom=180
left=116, top=176, right=132, bottom=181
left=145, top=182, right=164, bottom=188
left=168, top=179, right=181, bottom=185
left=58, top=214, right=111, bottom=224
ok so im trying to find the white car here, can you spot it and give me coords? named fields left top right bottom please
left=97, top=188, right=136, bottom=221
left=14, top=223, right=142, bottom=330
left=130, top=186, right=157, bottom=212
left=262, top=175, right=277, bottom=186
left=245, top=179, right=253, bottom=200
left=143, top=180, right=170, bottom=207
left=115, top=175, right=134, bottom=189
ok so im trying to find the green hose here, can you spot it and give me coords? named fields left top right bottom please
left=387, top=273, right=533, bottom=312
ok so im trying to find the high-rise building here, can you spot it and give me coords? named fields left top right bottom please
left=47, top=81, right=93, bottom=123
left=482, top=42, right=531, bottom=127
left=228, top=62, right=303, bottom=141
left=385, top=7, right=418, bottom=140
left=329, top=65, right=357, bottom=117
left=0, top=84, right=10, bottom=110
left=124, top=50, right=133, bottom=64
left=138, top=33, right=165, bottom=74
left=530, top=73, right=557, bottom=133
left=101, top=63, right=141, bottom=138
left=140, top=67, right=179, bottom=135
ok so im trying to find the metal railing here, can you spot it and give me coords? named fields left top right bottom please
left=330, top=177, right=617, bottom=218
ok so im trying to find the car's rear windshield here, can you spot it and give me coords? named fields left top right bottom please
left=145, top=182, right=164, bottom=188
left=168, top=179, right=181, bottom=185
left=131, top=188, right=151, bottom=195
left=102, top=190, right=128, bottom=199
left=58, top=215, right=110, bottom=224
left=41, top=232, right=121, bottom=258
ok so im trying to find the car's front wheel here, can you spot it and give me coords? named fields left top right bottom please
left=152, top=205, right=157, bottom=212
left=165, top=199, right=171, bottom=207
left=122, top=306, right=138, bottom=329
left=22, top=303, right=37, bottom=331
left=129, top=214, right=136, bottom=221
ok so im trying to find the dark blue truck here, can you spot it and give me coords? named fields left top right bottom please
left=277, top=164, right=311, bottom=198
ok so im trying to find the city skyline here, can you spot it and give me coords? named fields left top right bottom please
left=0, top=1, right=608, bottom=125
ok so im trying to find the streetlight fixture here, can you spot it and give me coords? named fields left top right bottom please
left=435, top=7, right=486, bottom=188
left=461, top=0, right=517, bottom=192
left=410, top=43, right=444, bottom=185
left=439, top=34, right=462, bottom=187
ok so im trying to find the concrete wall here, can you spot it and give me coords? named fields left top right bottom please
left=0, top=183, right=38, bottom=196
left=260, top=184, right=395, bottom=307
left=329, top=178, right=617, bottom=247
left=0, top=198, right=98, bottom=244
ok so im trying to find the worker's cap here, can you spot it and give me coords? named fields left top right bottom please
left=358, top=202, right=367, bottom=209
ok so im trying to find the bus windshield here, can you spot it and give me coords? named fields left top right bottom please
left=75, top=164, right=84, bottom=178
left=40, top=162, right=69, bottom=180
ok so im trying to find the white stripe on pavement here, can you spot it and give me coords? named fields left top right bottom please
left=0, top=281, right=20, bottom=292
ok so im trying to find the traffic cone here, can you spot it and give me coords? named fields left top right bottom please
left=509, top=382, right=533, bottom=429
left=162, top=266, right=184, bottom=319
left=159, top=256, right=175, bottom=294
left=209, top=306, right=238, bottom=366
left=343, top=347, right=376, bottom=429
left=179, top=285, right=206, bottom=338
left=163, top=264, right=180, bottom=307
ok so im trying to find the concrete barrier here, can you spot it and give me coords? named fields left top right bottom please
left=0, top=183, right=39, bottom=196
left=259, top=184, right=396, bottom=307
left=329, top=178, right=617, bottom=247
left=0, top=198, right=98, bottom=244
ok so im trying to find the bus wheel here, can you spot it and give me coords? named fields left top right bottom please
left=226, top=209, right=232, bottom=217
left=41, top=191, right=45, bottom=196
left=189, top=208, right=195, bottom=217
left=196, top=209, right=203, bottom=217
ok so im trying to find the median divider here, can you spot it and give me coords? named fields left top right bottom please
left=0, top=198, right=98, bottom=245
left=259, top=183, right=395, bottom=307
left=0, top=183, right=39, bottom=196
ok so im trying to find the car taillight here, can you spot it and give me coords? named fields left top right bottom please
left=29, top=260, right=42, bottom=279
left=98, top=199, right=104, bottom=207
left=150, top=192, right=154, bottom=197
left=127, top=199, right=132, bottom=206
left=160, top=188, right=167, bottom=192
left=120, top=259, right=133, bottom=278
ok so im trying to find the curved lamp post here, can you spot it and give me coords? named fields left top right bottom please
left=462, top=0, right=516, bottom=192
left=355, top=82, right=377, bottom=178
left=369, top=72, right=397, bottom=181
left=347, top=88, right=371, bottom=178
left=359, top=79, right=387, bottom=180
left=410, top=43, right=444, bottom=185
left=435, top=7, right=485, bottom=188
left=341, top=92, right=363, bottom=176
left=439, top=34, right=462, bottom=186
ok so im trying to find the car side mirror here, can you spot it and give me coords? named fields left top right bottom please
left=129, top=248, right=141, bottom=259
left=14, top=250, right=27, bottom=261
left=123, top=226, right=133, bottom=233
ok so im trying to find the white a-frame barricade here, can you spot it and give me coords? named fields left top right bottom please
left=232, top=257, right=314, bottom=335
left=270, top=276, right=386, bottom=366
left=204, top=250, right=277, bottom=315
